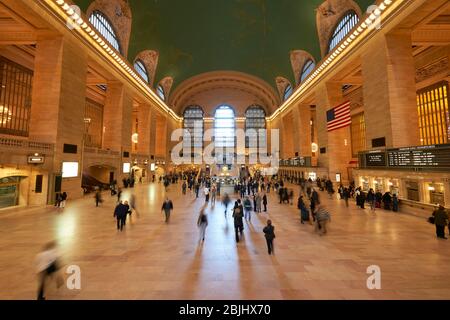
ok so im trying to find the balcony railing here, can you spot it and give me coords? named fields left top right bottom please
left=84, top=147, right=120, bottom=156
left=0, top=137, right=54, bottom=153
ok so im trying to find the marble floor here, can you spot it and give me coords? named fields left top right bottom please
left=0, top=182, right=449, bottom=300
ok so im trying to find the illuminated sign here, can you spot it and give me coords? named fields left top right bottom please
left=28, top=156, right=45, bottom=164
left=62, top=162, right=79, bottom=178
left=123, top=163, right=131, bottom=173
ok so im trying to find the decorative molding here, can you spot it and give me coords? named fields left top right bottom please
left=316, top=0, right=363, bottom=58
left=415, top=57, right=449, bottom=83
left=159, top=77, right=174, bottom=101
left=134, top=50, right=159, bottom=87
left=290, top=50, right=316, bottom=86
left=86, top=0, right=132, bottom=57
left=275, top=76, right=291, bottom=100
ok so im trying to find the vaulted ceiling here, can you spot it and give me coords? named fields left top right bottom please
left=75, top=0, right=374, bottom=92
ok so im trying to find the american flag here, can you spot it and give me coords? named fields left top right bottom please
left=326, top=101, right=351, bottom=132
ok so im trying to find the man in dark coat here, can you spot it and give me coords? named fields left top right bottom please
left=113, top=202, right=128, bottom=231
left=263, top=220, right=276, bottom=255
left=233, top=200, right=244, bottom=242
left=433, top=205, right=449, bottom=239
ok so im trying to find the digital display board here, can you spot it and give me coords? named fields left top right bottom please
left=365, top=151, right=387, bottom=167
left=280, top=157, right=312, bottom=167
left=387, top=144, right=450, bottom=168
left=359, top=144, right=450, bottom=170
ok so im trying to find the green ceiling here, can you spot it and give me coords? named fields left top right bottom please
left=75, top=0, right=374, bottom=91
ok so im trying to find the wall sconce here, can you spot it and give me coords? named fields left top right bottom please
left=131, top=133, right=139, bottom=144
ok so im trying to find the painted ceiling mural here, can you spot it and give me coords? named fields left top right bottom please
left=75, top=0, right=374, bottom=91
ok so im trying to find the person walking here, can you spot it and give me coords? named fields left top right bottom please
left=35, top=241, right=63, bottom=300
left=60, top=192, right=67, bottom=208
left=129, top=194, right=139, bottom=218
left=343, top=187, right=350, bottom=208
left=433, top=205, right=448, bottom=239
left=117, top=187, right=122, bottom=203
left=182, top=181, right=187, bottom=195
left=197, top=205, right=208, bottom=243
left=233, top=200, right=244, bottom=243
left=54, top=193, right=61, bottom=208
left=211, top=184, right=217, bottom=204
left=367, top=189, right=375, bottom=211
left=263, top=220, right=276, bottom=255
left=113, top=201, right=127, bottom=231
left=243, top=196, right=252, bottom=222
left=256, top=193, right=262, bottom=213
left=392, top=194, right=399, bottom=212
left=315, top=205, right=331, bottom=236
left=298, top=196, right=310, bottom=224
left=204, top=186, right=210, bottom=203
left=95, top=190, right=103, bottom=207
left=222, top=193, right=231, bottom=217
left=262, top=193, right=268, bottom=212
left=161, top=197, right=174, bottom=223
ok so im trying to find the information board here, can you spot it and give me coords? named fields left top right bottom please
left=387, top=144, right=450, bottom=168
left=365, top=152, right=387, bottom=167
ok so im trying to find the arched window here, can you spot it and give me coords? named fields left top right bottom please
left=300, top=60, right=315, bottom=83
left=157, top=85, right=165, bottom=101
left=214, top=105, right=235, bottom=149
left=89, top=10, right=121, bottom=53
left=134, top=60, right=149, bottom=83
left=283, top=84, right=293, bottom=101
left=328, top=11, right=359, bottom=53
left=245, top=106, right=266, bottom=148
left=183, top=106, right=204, bottom=154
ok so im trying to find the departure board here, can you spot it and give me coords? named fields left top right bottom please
left=365, top=151, right=387, bottom=167
left=387, top=144, right=450, bottom=168
left=359, top=144, right=450, bottom=170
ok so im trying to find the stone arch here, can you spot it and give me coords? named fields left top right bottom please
left=316, top=0, right=363, bottom=58
left=275, top=77, right=293, bottom=102
left=290, top=50, right=317, bottom=86
left=86, top=0, right=132, bottom=57
left=134, top=50, right=159, bottom=87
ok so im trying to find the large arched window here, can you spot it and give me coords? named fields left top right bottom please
left=245, top=106, right=266, bottom=148
left=134, top=60, right=149, bottom=83
left=214, top=105, right=235, bottom=149
left=283, top=84, right=293, bottom=101
left=157, top=85, right=165, bottom=101
left=89, top=10, right=121, bottom=53
left=300, top=60, right=315, bottom=83
left=183, top=106, right=204, bottom=154
left=328, top=11, right=359, bottom=53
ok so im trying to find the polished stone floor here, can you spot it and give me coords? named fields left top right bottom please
left=0, top=182, right=449, bottom=300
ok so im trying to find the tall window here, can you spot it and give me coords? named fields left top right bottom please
left=157, top=85, right=165, bottom=101
left=245, top=106, right=266, bottom=148
left=417, top=82, right=449, bottom=145
left=283, top=84, right=293, bottom=101
left=89, top=11, right=121, bottom=53
left=215, top=105, right=235, bottom=149
left=134, top=60, right=149, bottom=83
left=0, top=57, right=33, bottom=137
left=183, top=106, right=204, bottom=155
left=300, top=60, right=315, bottom=83
left=84, top=99, right=104, bottom=148
left=350, top=113, right=366, bottom=157
left=328, top=11, right=359, bottom=53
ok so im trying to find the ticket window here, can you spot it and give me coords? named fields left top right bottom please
left=361, top=178, right=369, bottom=192
left=428, top=183, right=445, bottom=206
left=405, top=181, right=420, bottom=202
left=374, top=178, right=384, bottom=193
left=388, top=179, right=400, bottom=196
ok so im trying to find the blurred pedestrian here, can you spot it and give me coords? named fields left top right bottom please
left=263, top=220, right=276, bottom=255
left=197, top=205, right=208, bottom=243
left=161, top=197, right=174, bottom=223
left=36, top=241, right=63, bottom=300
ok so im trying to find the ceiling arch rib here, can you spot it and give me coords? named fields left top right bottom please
left=170, top=71, right=280, bottom=117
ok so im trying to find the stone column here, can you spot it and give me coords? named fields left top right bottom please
left=102, top=82, right=133, bottom=153
left=361, top=30, right=419, bottom=149
left=137, top=104, right=151, bottom=156
left=315, top=82, right=352, bottom=183
left=29, top=36, right=87, bottom=201
left=294, top=104, right=312, bottom=158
